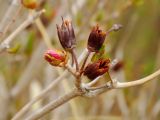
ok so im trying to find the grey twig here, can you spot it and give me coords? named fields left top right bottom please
left=0, top=9, right=45, bottom=52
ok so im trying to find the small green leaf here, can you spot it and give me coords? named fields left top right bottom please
left=91, top=45, right=108, bottom=62
left=7, top=43, right=21, bottom=54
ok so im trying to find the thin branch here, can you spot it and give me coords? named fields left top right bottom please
left=1, top=6, right=23, bottom=39
left=151, top=100, right=160, bottom=118
left=12, top=49, right=88, bottom=120
left=85, top=68, right=160, bottom=97
left=80, top=50, right=91, bottom=73
left=35, top=18, right=53, bottom=49
left=106, top=24, right=123, bottom=34
left=84, top=84, right=108, bottom=91
left=57, top=69, right=81, bottom=120
left=116, top=91, right=130, bottom=119
left=11, top=42, right=46, bottom=99
left=115, top=68, right=160, bottom=88
left=107, top=72, right=114, bottom=84
left=24, top=89, right=81, bottom=120
left=86, top=76, right=102, bottom=87
left=0, top=9, right=45, bottom=52
left=0, top=0, right=20, bottom=39
left=71, top=48, right=79, bottom=72
left=15, top=66, right=160, bottom=119
left=64, top=64, right=77, bottom=77
left=11, top=70, right=68, bottom=120
left=77, top=48, right=88, bottom=64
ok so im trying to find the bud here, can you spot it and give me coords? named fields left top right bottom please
left=107, top=24, right=123, bottom=33
left=84, top=59, right=110, bottom=80
left=56, top=17, right=76, bottom=51
left=44, top=49, right=68, bottom=67
left=111, top=60, right=123, bottom=72
left=87, top=25, right=106, bottom=52
left=21, top=0, right=37, bottom=9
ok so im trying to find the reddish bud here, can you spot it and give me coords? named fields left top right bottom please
left=84, top=59, right=110, bottom=80
left=87, top=25, right=106, bottom=52
left=21, top=0, right=37, bottom=9
left=56, top=17, right=76, bottom=51
left=44, top=49, right=68, bottom=67
left=111, top=60, right=123, bottom=72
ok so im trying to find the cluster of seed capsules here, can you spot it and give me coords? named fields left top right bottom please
left=44, top=17, right=122, bottom=80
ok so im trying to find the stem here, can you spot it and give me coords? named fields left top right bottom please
left=64, top=64, right=77, bottom=77
left=77, top=48, right=88, bottom=64
left=86, top=76, right=102, bottom=87
left=107, top=72, right=114, bottom=84
left=84, top=68, right=160, bottom=97
left=35, top=18, right=53, bottom=49
left=12, top=50, right=87, bottom=120
left=71, top=48, right=79, bottom=72
left=71, top=52, right=75, bottom=66
left=84, top=72, right=112, bottom=90
left=80, top=50, right=91, bottom=74
left=11, top=71, right=68, bottom=120
left=87, top=68, right=160, bottom=97
left=25, top=89, right=81, bottom=120
left=85, top=84, right=108, bottom=91
left=115, top=68, right=160, bottom=88
left=106, top=24, right=123, bottom=34
left=0, top=9, right=45, bottom=52
left=0, top=0, right=20, bottom=39
left=1, top=6, right=23, bottom=39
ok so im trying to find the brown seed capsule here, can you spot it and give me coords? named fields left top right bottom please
left=87, top=25, right=106, bottom=52
left=21, top=0, right=37, bottom=9
left=83, top=59, right=110, bottom=80
left=56, top=17, right=76, bottom=51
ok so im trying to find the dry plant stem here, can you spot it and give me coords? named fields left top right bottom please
left=115, top=69, right=159, bottom=91
left=0, top=0, right=20, bottom=38
left=107, top=72, right=114, bottom=84
left=115, top=68, right=160, bottom=88
left=25, top=89, right=81, bottom=120
left=85, top=68, right=160, bottom=97
left=77, top=49, right=88, bottom=65
left=11, top=42, right=45, bottom=99
left=57, top=69, right=80, bottom=120
left=11, top=71, right=68, bottom=120
left=151, top=100, right=160, bottom=118
left=12, top=50, right=88, bottom=120
left=0, top=9, right=45, bottom=52
left=86, top=76, right=102, bottom=87
left=85, top=84, right=108, bottom=91
left=64, top=65, right=77, bottom=77
left=35, top=18, right=53, bottom=49
left=1, top=6, right=23, bottom=39
left=18, top=66, right=160, bottom=119
left=80, top=50, right=91, bottom=73
left=71, top=49, right=79, bottom=72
